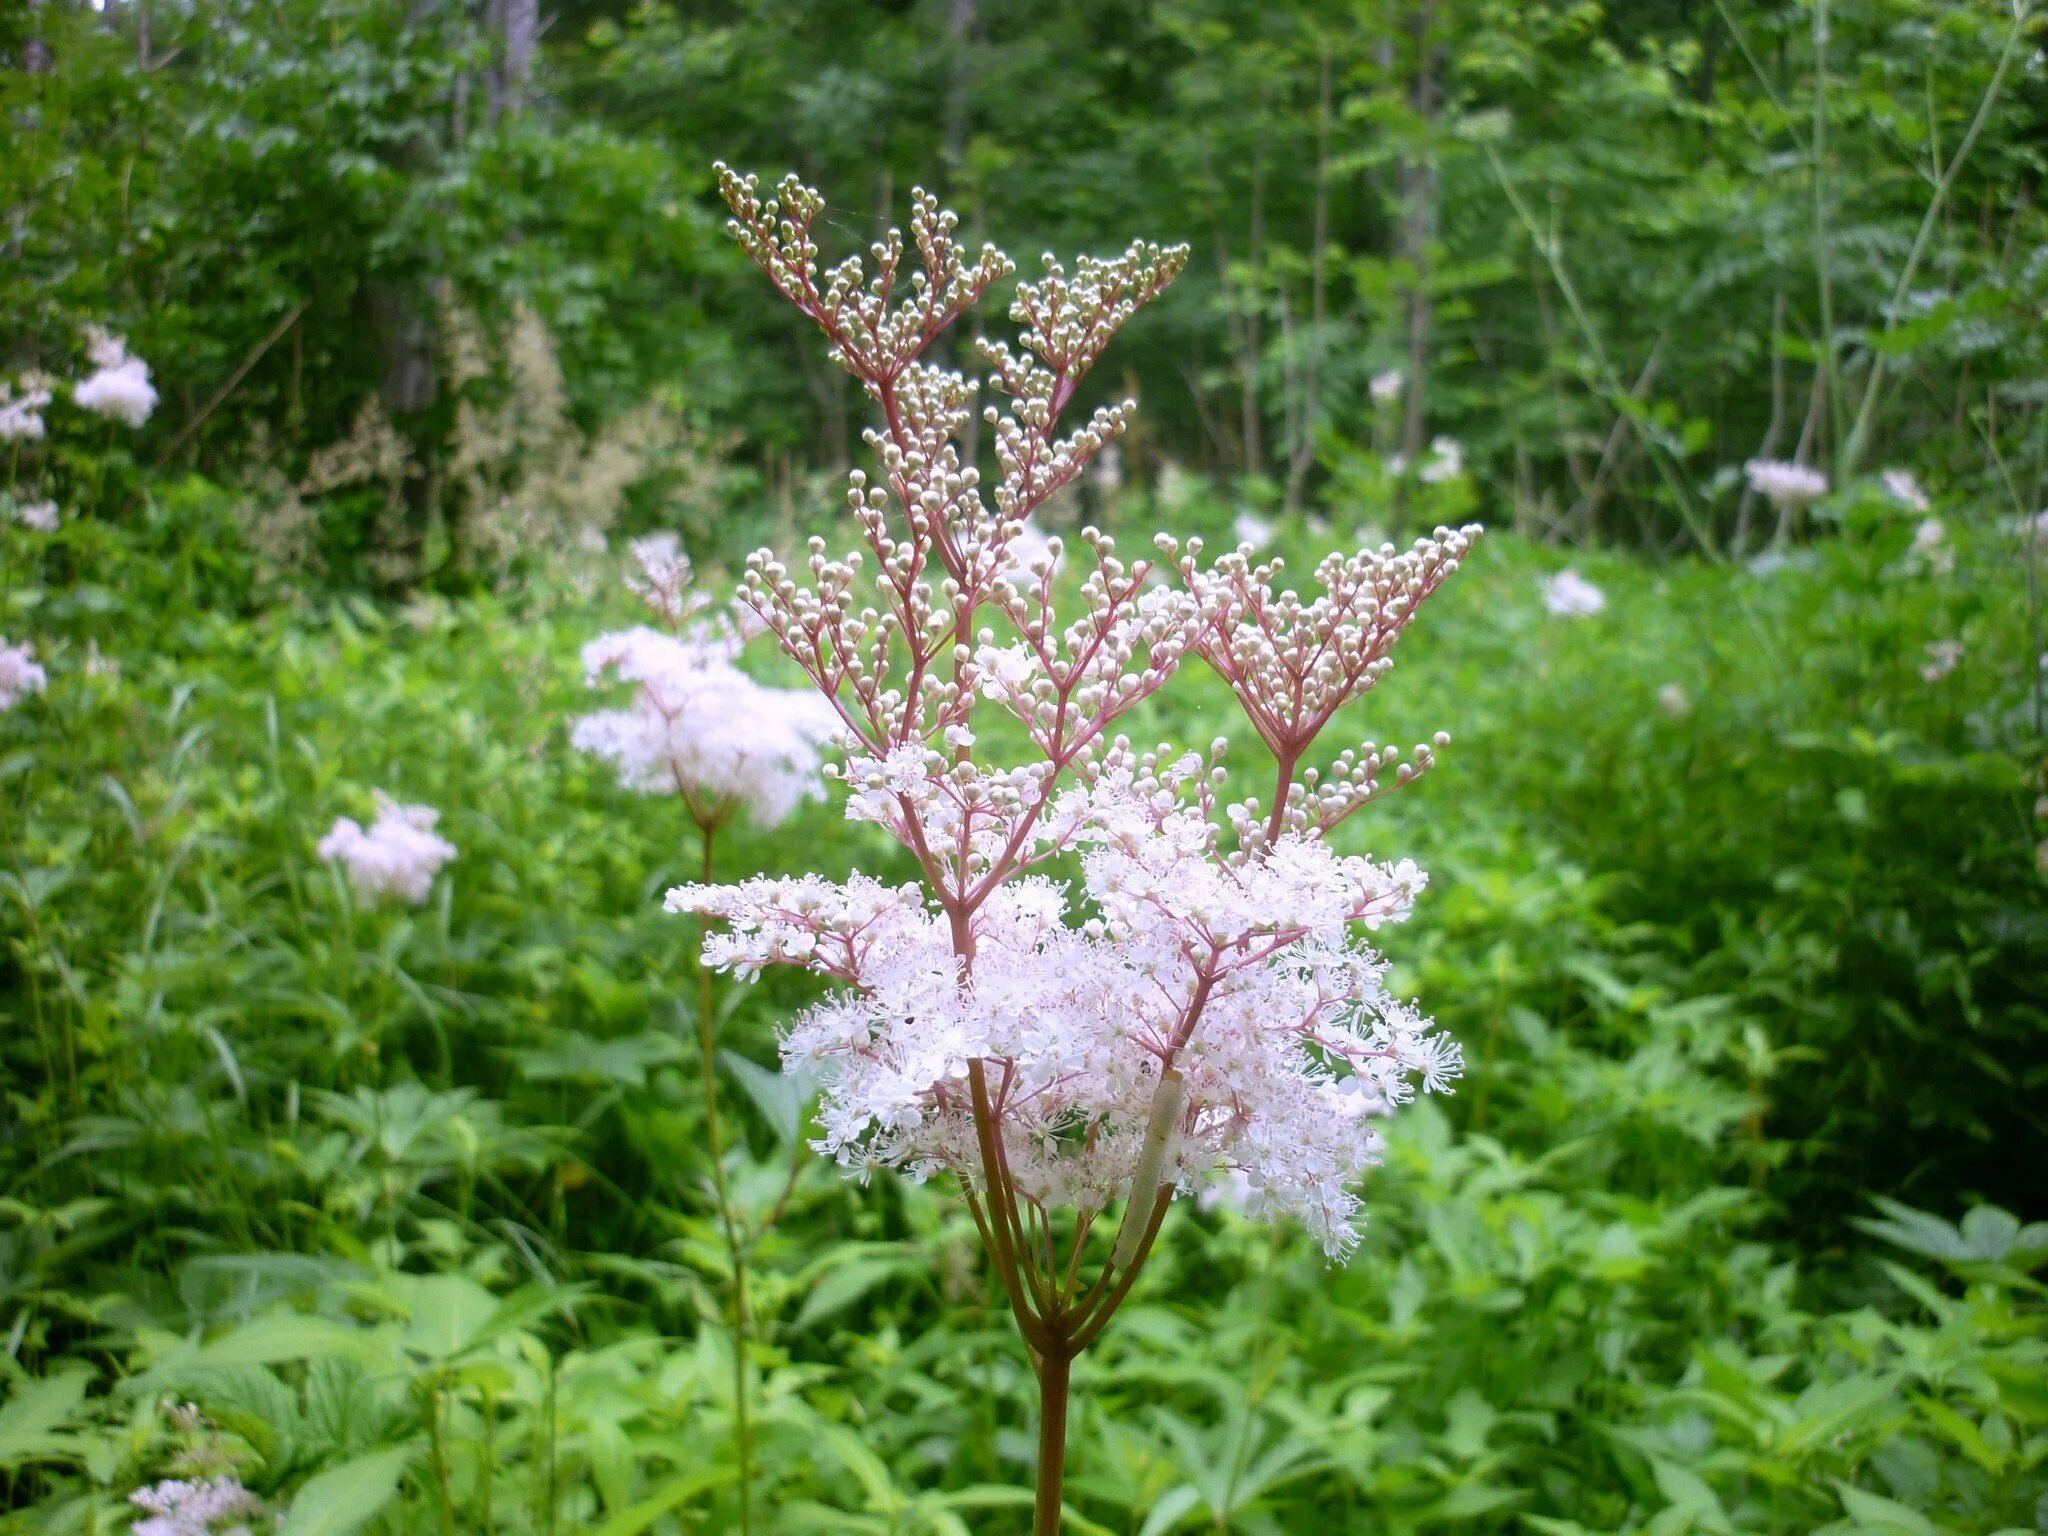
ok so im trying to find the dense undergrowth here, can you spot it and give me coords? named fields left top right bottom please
left=2, top=483, right=2043, bottom=1534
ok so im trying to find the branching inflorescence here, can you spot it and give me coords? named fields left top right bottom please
left=669, top=165, right=1480, bottom=1531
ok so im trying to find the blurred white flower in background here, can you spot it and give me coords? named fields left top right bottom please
left=1419, top=436, right=1464, bottom=483
left=0, top=640, right=48, bottom=710
left=1743, top=458, right=1828, bottom=512
left=575, top=534, right=838, bottom=830
left=1003, top=517, right=1061, bottom=581
left=0, top=380, right=52, bottom=441
left=317, top=793, right=457, bottom=905
left=11, top=500, right=60, bottom=531
left=1657, top=683, right=1691, bottom=718
left=1, top=638, right=48, bottom=708
left=1390, top=436, right=1464, bottom=483
left=73, top=328, right=158, bottom=427
left=128, top=1477, right=261, bottom=1536
left=1882, top=468, right=1930, bottom=512
left=1369, top=369, right=1405, bottom=404
left=572, top=626, right=838, bottom=828
left=1543, top=569, right=1606, bottom=618
left=1908, top=517, right=1954, bottom=575
left=1919, top=641, right=1963, bottom=684
left=1232, top=511, right=1274, bottom=549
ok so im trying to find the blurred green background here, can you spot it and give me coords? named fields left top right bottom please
left=1, top=1, right=2044, bottom=1532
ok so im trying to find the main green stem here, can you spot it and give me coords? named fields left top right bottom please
left=694, top=822, right=755, bottom=1536
left=1033, top=1349, right=1073, bottom=1536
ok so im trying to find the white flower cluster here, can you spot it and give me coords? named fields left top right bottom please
left=1906, top=517, right=1954, bottom=576
left=670, top=752, right=1456, bottom=1253
left=1369, top=369, right=1405, bottom=405
left=678, top=170, right=1480, bottom=1258
left=73, top=327, right=158, bottom=428
left=1882, top=468, right=1930, bottom=513
left=573, top=532, right=837, bottom=829
left=13, top=499, right=61, bottom=532
left=1920, top=640, right=1963, bottom=684
left=1543, top=569, right=1606, bottom=618
left=1743, top=457, right=1828, bottom=512
left=0, top=379, right=52, bottom=441
left=0, top=639, right=48, bottom=711
left=128, top=1477, right=261, bottom=1536
left=317, top=793, right=457, bottom=905
left=1391, top=436, right=1463, bottom=483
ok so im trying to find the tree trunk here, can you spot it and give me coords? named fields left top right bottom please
left=485, top=0, right=540, bottom=122
left=1397, top=0, right=1441, bottom=480
left=1284, top=46, right=1333, bottom=512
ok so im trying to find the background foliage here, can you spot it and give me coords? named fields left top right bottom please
left=2, top=0, right=2045, bottom=1532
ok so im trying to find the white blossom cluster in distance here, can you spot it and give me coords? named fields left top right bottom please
left=1743, top=457, right=1829, bottom=512
left=1543, top=569, right=1606, bottom=618
left=0, top=639, right=48, bottom=711
left=317, top=793, right=457, bottom=905
left=0, top=379, right=52, bottom=441
left=73, top=327, right=159, bottom=428
left=668, top=167, right=1481, bottom=1257
left=572, top=533, right=838, bottom=829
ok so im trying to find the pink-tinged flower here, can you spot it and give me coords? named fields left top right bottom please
left=0, top=639, right=48, bottom=710
left=576, top=531, right=836, bottom=828
left=1543, top=569, right=1605, bottom=618
left=1882, top=468, right=1930, bottom=512
left=573, top=625, right=837, bottom=828
left=317, top=793, right=457, bottom=905
left=128, top=1476, right=262, bottom=1536
left=1743, top=458, right=1828, bottom=512
left=682, top=165, right=1479, bottom=1258
left=73, top=328, right=158, bottom=427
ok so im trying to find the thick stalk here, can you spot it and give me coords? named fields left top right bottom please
left=693, top=824, right=755, bottom=1536
left=1032, top=1349, right=1073, bottom=1536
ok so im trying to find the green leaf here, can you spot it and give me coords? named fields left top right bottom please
left=585, top=1467, right=736, bottom=1536
left=274, top=1446, right=412, bottom=1536
left=1833, top=1482, right=1938, bottom=1536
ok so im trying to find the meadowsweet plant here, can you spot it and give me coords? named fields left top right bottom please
left=73, top=327, right=159, bottom=428
left=572, top=534, right=837, bottom=830
left=316, top=793, right=457, bottom=905
left=668, top=165, right=1479, bottom=1532
left=574, top=531, right=837, bottom=1534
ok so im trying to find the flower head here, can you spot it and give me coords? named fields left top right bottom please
left=1920, top=640, right=1963, bottom=684
left=1882, top=468, right=1930, bottom=512
left=1232, top=511, right=1273, bottom=550
left=0, top=639, right=48, bottom=710
left=73, top=328, right=158, bottom=427
left=1743, top=458, right=1828, bottom=512
left=14, top=500, right=60, bottom=532
left=0, top=380, right=52, bottom=441
left=1368, top=369, right=1404, bottom=405
left=576, top=535, right=836, bottom=827
left=680, top=168, right=1479, bottom=1260
left=317, top=793, right=457, bottom=904
left=1543, top=569, right=1606, bottom=618
left=128, top=1477, right=262, bottom=1536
